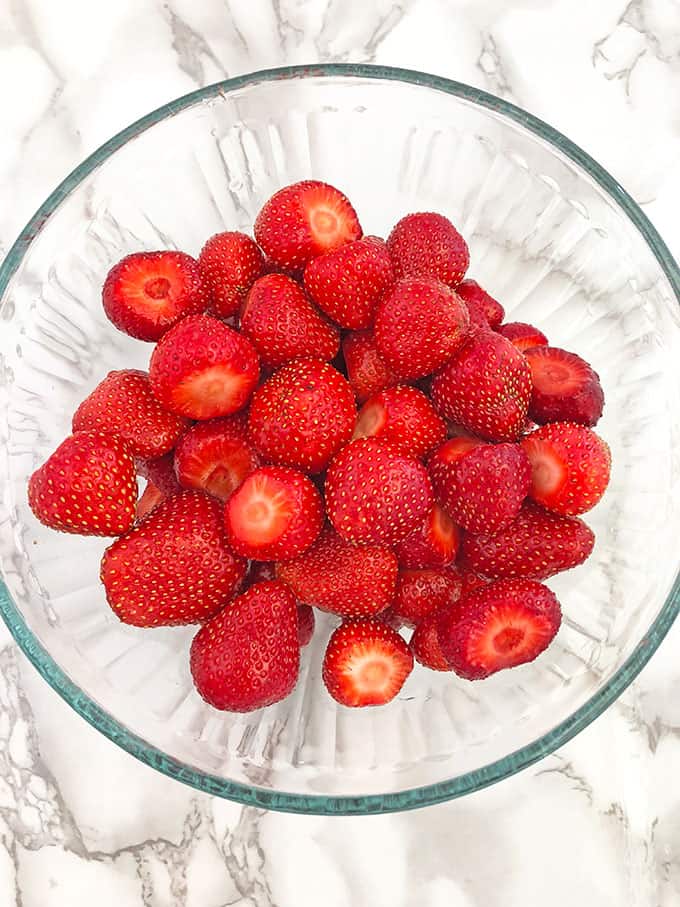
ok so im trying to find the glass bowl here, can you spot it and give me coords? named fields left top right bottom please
left=1, top=64, right=679, bottom=816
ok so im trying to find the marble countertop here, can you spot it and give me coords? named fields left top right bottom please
left=2, top=0, right=680, bottom=904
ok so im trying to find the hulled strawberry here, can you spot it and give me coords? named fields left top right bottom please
left=394, top=504, right=461, bottom=569
left=102, top=251, right=209, bottom=341
left=198, top=231, right=265, bottom=319
left=392, top=567, right=462, bottom=628
left=497, top=321, right=548, bottom=352
left=387, top=212, right=469, bottom=286
left=342, top=329, right=399, bottom=403
left=174, top=414, right=260, bottom=501
left=28, top=431, right=137, bottom=536
left=353, top=385, right=447, bottom=459
left=456, top=279, right=504, bottom=330
left=525, top=346, right=604, bottom=426
left=101, top=491, right=246, bottom=626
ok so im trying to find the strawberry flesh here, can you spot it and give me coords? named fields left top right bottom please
left=395, top=504, right=461, bottom=569
left=174, top=414, right=260, bottom=502
left=525, top=346, right=604, bottom=426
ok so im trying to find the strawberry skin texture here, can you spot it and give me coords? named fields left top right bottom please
left=322, top=618, right=414, bottom=708
left=101, top=491, right=246, bottom=627
left=521, top=422, right=611, bottom=516
left=462, top=500, right=595, bottom=581
left=394, top=504, right=461, bottom=569
left=392, top=567, right=463, bottom=628
left=374, top=277, right=470, bottom=380
left=437, top=578, right=561, bottom=679
left=174, top=413, right=260, bottom=502
left=247, top=358, right=356, bottom=473
left=525, top=346, right=604, bottom=427
left=224, top=465, right=323, bottom=561
left=73, top=369, right=189, bottom=459
left=240, top=273, right=339, bottom=367
left=342, top=329, right=399, bottom=403
left=277, top=525, right=398, bottom=618
left=102, top=251, right=209, bottom=342
left=456, top=279, right=504, bottom=330
left=198, top=231, right=265, bottom=319
left=149, top=314, right=259, bottom=420
left=190, top=580, right=300, bottom=712
left=28, top=431, right=137, bottom=537
left=254, top=180, right=362, bottom=270
left=497, top=321, right=548, bottom=352
left=297, top=604, right=315, bottom=647
left=303, top=236, right=395, bottom=330
left=411, top=609, right=453, bottom=671
left=431, top=331, right=532, bottom=442
left=135, top=451, right=182, bottom=497
left=325, top=439, right=434, bottom=546
left=430, top=441, right=531, bottom=536
left=387, top=212, right=469, bottom=287
left=353, top=385, right=447, bottom=459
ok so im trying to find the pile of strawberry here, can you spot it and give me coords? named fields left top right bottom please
left=28, top=180, right=611, bottom=712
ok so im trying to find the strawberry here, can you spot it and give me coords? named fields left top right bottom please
left=374, top=277, right=470, bottom=379
left=149, top=314, right=259, bottom=420
left=28, top=431, right=137, bottom=536
left=72, top=369, right=189, bottom=459
left=431, top=331, right=532, bottom=442
left=136, top=481, right=166, bottom=521
left=427, top=434, right=484, bottom=473
left=101, top=491, right=246, bottom=626
left=190, top=580, right=300, bottom=712
left=524, top=346, right=604, bottom=426
left=277, top=525, right=398, bottom=618
left=322, top=618, right=414, bottom=707
left=437, top=578, right=562, bottom=679
left=174, top=414, right=260, bottom=502
left=297, top=604, right=315, bottom=647
left=225, top=466, right=323, bottom=561
left=394, top=504, right=461, bottom=569
left=430, top=441, right=531, bottom=536
left=353, top=385, right=447, bottom=459
left=392, top=567, right=462, bottom=628
left=497, top=321, right=548, bottom=352
left=378, top=608, right=406, bottom=632
left=411, top=609, right=453, bottom=671
left=245, top=560, right=277, bottom=584
left=456, top=279, right=504, bottom=330
left=102, top=251, right=209, bottom=341
left=240, top=273, right=339, bottom=367
left=247, top=358, right=356, bottom=473
left=254, top=180, right=362, bottom=270
left=387, top=212, right=469, bottom=286
left=461, top=500, right=595, bottom=580
left=198, top=231, right=265, bottom=319
left=342, top=329, right=398, bottom=403
left=303, top=236, right=394, bottom=329
left=325, top=439, right=433, bottom=546
left=135, top=451, right=182, bottom=497
left=521, top=422, right=611, bottom=516
left=458, top=565, right=489, bottom=597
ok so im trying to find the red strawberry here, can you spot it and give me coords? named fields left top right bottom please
left=247, top=358, right=356, bottom=473
left=462, top=500, right=595, bottom=580
left=394, top=504, right=461, bottom=569
left=427, top=434, right=484, bottom=474
left=297, top=604, right=315, bottom=647
left=325, top=439, right=433, bottom=546
left=374, top=277, right=470, bottom=379
left=190, top=580, right=300, bottom=712
left=458, top=565, right=489, bottom=597
left=277, top=525, right=398, bottom=618
left=411, top=609, right=452, bottom=671
left=392, top=567, right=462, bottom=628
left=430, top=441, right=531, bottom=536
left=72, top=369, right=189, bottom=459
left=378, top=608, right=406, bottom=632
left=240, top=273, right=339, bottom=367
left=456, top=279, right=504, bottom=330
left=149, top=314, right=259, bottom=420
left=322, top=618, right=414, bottom=707
left=101, top=491, right=246, bottom=626
left=135, top=451, right=181, bottom=497
left=174, top=414, right=260, bottom=502
left=431, top=331, right=532, bottom=442
left=198, top=231, right=265, bottom=319
left=225, top=466, right=323, bottom=561
left=254, top=180, right=362, bottom=270
left=437, top=578, right=561, bottom=679
left=497, top=321, right=548, bottom=352
left=525, top=346, right=604, bottom=426
left=521, top=422, right=611, bottom=516
left=303, top=236, right=395, bottom=329
left=353, top=385, right=447, bottom=459
left=387, top=212, right=469, bottom=287
left=28, top=432, right=137, bottom=536
left=136, top=481, right=166, bottom=521
left=102, top=251, right=209, bottom=341
left=342, top=329, right=398, bottom=403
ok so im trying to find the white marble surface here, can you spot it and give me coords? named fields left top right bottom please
left=1, top=0, right=680, bottom=904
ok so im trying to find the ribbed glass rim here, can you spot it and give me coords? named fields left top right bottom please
left=1, top=64, right=679, bottom=816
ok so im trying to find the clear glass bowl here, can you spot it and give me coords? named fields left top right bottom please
left=1, top=65, right=679, bottom=816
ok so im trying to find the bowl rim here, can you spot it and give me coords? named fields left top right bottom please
left=1, top=63, right=679, bottom=816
